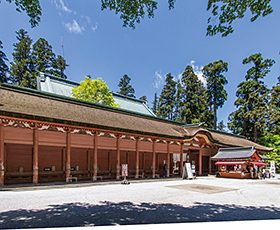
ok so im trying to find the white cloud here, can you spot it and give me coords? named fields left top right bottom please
left=65, top=20, right=84, bottom=34
left=153, top=71, right=165, bottom=91
left=54, top=0, right=72, bottom=13
left=190, top=60, right=207, bottom=86
left=91, top=23, right=98, bottom=32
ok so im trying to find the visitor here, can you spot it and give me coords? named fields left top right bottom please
left=163, top=161, right=167, bottom=178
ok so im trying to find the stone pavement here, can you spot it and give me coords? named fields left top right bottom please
left=0, top=177, right=280, bottom=228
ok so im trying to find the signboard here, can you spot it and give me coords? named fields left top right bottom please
left=121, top=164, right=128, bottom=177
left=182, top=163, right=193, bottom=179
left=270, top=161, right=276, bottom=178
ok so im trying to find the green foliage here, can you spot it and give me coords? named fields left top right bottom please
left=176, top=66, right=209, bottom=124
left=0, top=41, right=9, bottom=83
left=118, top=74, right=136, bottom=98
left=49, top=55, right=68, bottom=79
left=72, top=76, right=119, bottom=108
left=203, top=60, right=228, bottom=129
left=10, top=29, right=36, bottom=88
left=152, top=92, right=158, bottom=115
left=267, top=76, right=280, bottom=134
left=158, top=73, right=177, bottom=120
left=217, top=120, right=226, bottom=131
left=32, top=38, right=55, bottom=75
left=228, top=53, right=274, bottom=142
left=100, top=0, right=272, bottom=36
left=4, top=0, right=41, bottom=27
left=139, top=95, right=148, bottom=103
left=207, top=0, right=273, bottom=37
left=260, top=134, right=280, bottom=173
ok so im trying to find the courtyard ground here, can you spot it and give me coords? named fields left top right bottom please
left=0, top=176, right=280, bottom=229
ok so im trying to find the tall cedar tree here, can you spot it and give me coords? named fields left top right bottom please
left=173, top=80, right=183, bottom=122
left=10, top=29, right=36, bottom=88
left=49, top=55, right=68, bottom=79
left=158, top=73, right=177, bottom=120
left=203, top=60, right=228, bottom=130
left=268, top=76, right=280, bottom=134
left=228, top=53, right=275, bottom=142
left=118, top=74, right=136, bottom=98
left=152, top=92, right=158, bottom=115
left=0, top=41, right=9, bottom=83
left=177, top=66, right=209, bottom=124
left=32, top=38, right=55, bottom=75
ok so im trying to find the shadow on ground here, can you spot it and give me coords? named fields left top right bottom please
left=1, top=202, right=280, bottom=229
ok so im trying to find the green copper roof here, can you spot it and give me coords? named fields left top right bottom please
left=37, top=73, right=156, bottom=117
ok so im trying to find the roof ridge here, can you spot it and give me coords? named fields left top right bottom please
left=207, top=128, right=247, bottom=139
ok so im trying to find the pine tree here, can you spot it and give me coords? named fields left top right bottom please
left=10, top=29, right=35, bottom=88
left=50, top=55, right=68, bottom=79
left=0, top=41, right=9, bottom=83
left=152, top=92, right=158, bottom=115
left=177, top=65, right=209, bottom=124
left=228, top=53, right=274, bottom=142
left=118, top=74, right=136, bottom=98
left=157, top=73, right=177, bottom=120
left=173, top=80, right=183, bottom=122
left=32, top=38, right=55, bottom=75
left=203, top=60, right=228, bottom=129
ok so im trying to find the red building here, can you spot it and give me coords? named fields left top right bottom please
left=0, top=84, right=272, bottom=186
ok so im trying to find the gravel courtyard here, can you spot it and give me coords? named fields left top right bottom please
left=0, top=177, right=280, bottom=229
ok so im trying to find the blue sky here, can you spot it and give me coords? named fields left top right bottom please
left=0, top=0, right=279, bottom=127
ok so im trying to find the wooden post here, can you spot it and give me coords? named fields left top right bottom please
left=116, top=135, right=120, bottom=180
left=180, top=142, right=184, bottom=176
left=33, top=124, right=39, bottom=184
left=209, top=152, right=212, bottom=175
left=135, top=137, right=139, bottom=179
left=65, top=131, right=71, bottom=182
left=0, top=124, right=4, bottom=186
left=167, top=141, right=170, bottom=177
left=199, top=149, right=202, bottom=176
left=93, top=134, right=98, bottom=180
left=152, top=139, right=156, bottom=178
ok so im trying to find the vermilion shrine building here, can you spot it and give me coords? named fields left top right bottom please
left=0, top=79, right=272, bottom=186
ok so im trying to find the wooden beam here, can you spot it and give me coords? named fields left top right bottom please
left=116, top=135, right=120, bottom=180
left=180, top=142, right=184, bottom=176
left=93, top=134, right=98, bottom=180
left=199, top=149, right=202, bottom=176
left=152, top=139, right=156, bottom=178
left=135, top=137, right=139, bottom=179
left=33, top=124, right=39, bottom=184
left=0, top=124, right=4, bottom=186
left=167, top=141, right=170, bottom=177
left=65, top=131, right=71, bottom=182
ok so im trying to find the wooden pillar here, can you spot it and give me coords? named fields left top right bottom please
left=135, top=137, right=140, bottom=179
left=152, top=139, right=156, bottom=178
left=0, top=124, right=4, bottom=186
left=33, top=125, right=39, bottom=184
left=209, top=151, right=212, bottom=174
left=93, top=134, right=98, bottom=180
left=65, top=131, right=71, bottom=182
left=116, top=135, right=120, bottom=180
left=167, top=141, right=170, bottom=177
left=179, top=142, right=184, bottom=176
left=199, top=149, right=202, bottom=176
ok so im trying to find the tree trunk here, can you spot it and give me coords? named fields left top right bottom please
left=213, top=103, right=217, bottom=130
